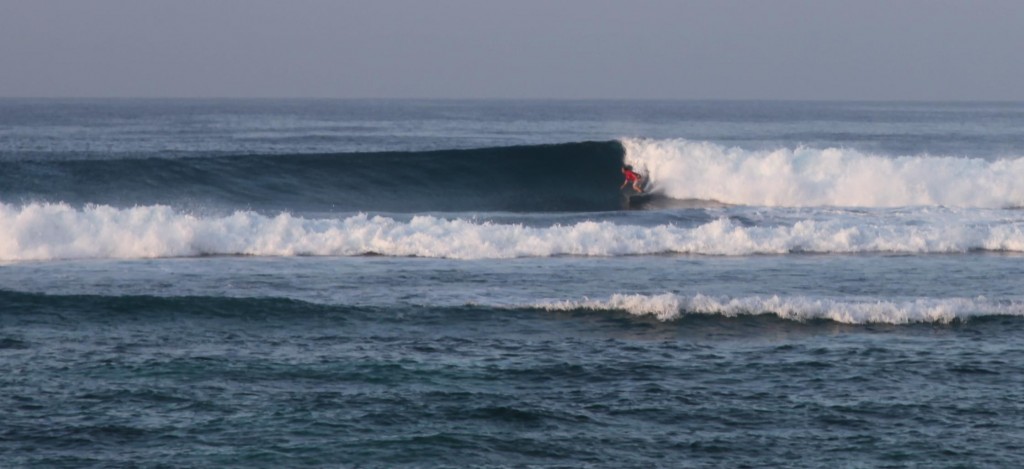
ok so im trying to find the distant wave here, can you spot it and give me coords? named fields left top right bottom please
left=530, top=293, right=1024, bottom=324
left=3, top=202, right=1023, bottom=261
left=623, top=138, right=1024, bottom=208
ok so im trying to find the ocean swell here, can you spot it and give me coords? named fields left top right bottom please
left=0, top=141, right=626, bottom=213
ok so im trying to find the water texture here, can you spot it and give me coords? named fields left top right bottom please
left=2, top=99, right=1024, bottom=468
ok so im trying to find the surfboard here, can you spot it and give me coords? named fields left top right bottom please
left=622, top=189, right=652, bottom=209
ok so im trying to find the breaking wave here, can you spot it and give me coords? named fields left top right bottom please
left=3, top=202, right=1023, bottom=261
left=623, top=138, right=1024, bottom=208
left=532, top=293, right=1024, bottom=324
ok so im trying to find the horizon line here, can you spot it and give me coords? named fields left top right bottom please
left=2, top=96, right=1023, bottom=104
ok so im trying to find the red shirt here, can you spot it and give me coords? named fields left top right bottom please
left=623, top=170, right=640, bottom=182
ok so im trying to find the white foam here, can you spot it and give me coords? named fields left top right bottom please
left=2, top=202, right=1023, bottom=261
left=622, top=138, right=1024, bottom=208
left=534, top=293, right=1024, bottom=324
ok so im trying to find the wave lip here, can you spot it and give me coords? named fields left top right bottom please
left=623, top=138, right=1024, bottom=209
left=3, top=203, right=1024, bottom=261
left=533, top=293, right=1024, bottom=324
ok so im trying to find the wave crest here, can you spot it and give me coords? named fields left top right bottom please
left=534, top=293, right=1024, bottom=324
left=4, top=203, right=1024, bottom=261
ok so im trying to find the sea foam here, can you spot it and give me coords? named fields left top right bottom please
left=2, top=202, right=1023, bottom=261
left=622, top=138, right=1024, bottom=208
left=533, top=293, right=1024, bottom=324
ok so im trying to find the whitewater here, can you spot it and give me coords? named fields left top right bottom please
left=623, top=138, right=1024, bottom=208
left=3, top=201, right=1024, bottom=261
left=530, top=292, right=1024, bottom=324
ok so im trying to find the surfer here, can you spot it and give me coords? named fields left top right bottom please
left=620, top=165, right=643, bottom=193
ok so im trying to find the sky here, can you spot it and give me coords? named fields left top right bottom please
left=1, top=0, right=1023, bottom=100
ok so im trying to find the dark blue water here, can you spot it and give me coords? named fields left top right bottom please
left=2, top=99, right=1024, bottom=467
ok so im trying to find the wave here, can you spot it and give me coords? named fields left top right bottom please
left=530, top=293, right=1024, bottom=324
left=623, top=138, right=1024, bottom=208
left=3, top=202, right=1023, bottom=261
left=3, top=289, right=1021, bottom=326
left=6, top=138, right=1024, bottom=212
left=0, top=141, right=628, bottom=213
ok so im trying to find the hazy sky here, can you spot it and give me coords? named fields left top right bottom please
left=2, top=0, right=1023, bottom=100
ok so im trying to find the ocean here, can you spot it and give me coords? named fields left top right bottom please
left=2, top=99, right=1023, bottom=468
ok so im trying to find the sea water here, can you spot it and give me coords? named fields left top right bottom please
left=2, top=99, right=1024, bottom=467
